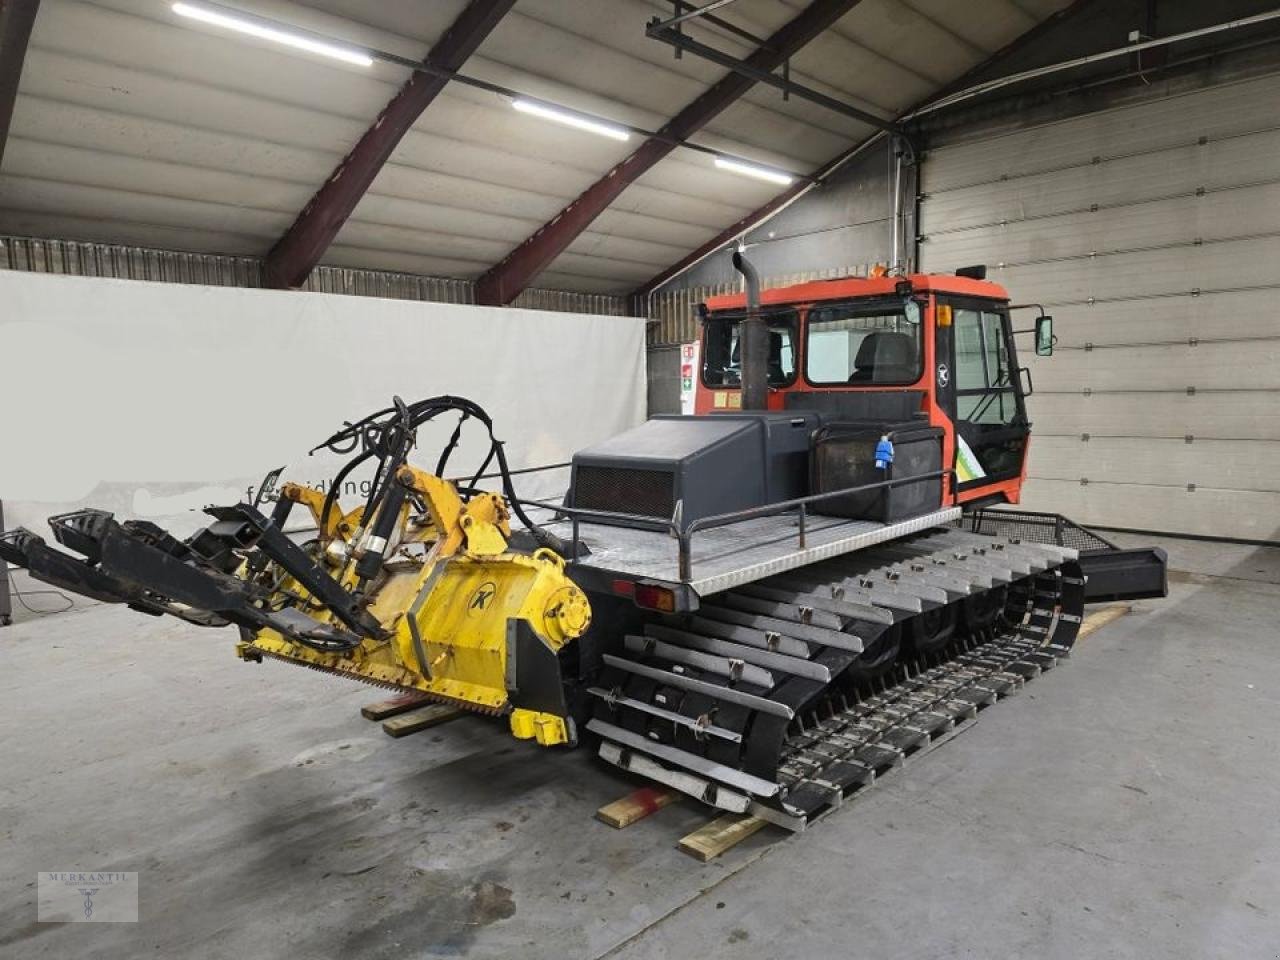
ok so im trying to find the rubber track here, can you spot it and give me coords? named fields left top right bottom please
left=590, top=527, right=1085, bottom=827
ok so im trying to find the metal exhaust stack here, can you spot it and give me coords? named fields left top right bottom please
left=732, top=250, right=767, bottom=411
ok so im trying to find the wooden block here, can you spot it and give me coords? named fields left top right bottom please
left=360, top=693, right=429, bottom=721
left=382, top=704, right=463, bottom=738
left=596, top=787, right=679, bottom=829
left=1078, top=604, right=1132, bottom=642
left=678, top=814, right=768, bottom=862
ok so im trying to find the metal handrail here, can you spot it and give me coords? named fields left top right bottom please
left=676, top=469, right=954, bottom=581
left=447, top=461, right=571, bottom=484
left=514, top=496, right=682, bottom=563
left=515, top=468, right=954, bottom=581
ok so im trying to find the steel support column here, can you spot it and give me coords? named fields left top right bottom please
left=475, top=0, right=865, bottom=306
left=263, top=0, right=515, bottom=290
left=0, top=0, right=39, bottom=172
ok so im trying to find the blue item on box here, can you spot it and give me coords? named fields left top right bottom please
left=874, top=436, right=895, bottom=470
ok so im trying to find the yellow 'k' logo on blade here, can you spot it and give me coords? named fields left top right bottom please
left=467, top=581, right=498, bottom=617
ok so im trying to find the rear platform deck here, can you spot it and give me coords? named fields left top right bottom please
left=550, top=507, right=962, bottom=602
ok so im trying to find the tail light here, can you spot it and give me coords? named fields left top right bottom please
left=633, top=583, right=677, bottom=613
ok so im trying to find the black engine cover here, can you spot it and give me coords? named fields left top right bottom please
left=566, top=413, right=820, bottom=529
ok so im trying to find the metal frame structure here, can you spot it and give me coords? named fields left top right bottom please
left=474, top=0, right=868, bottom=306
left=651, top=1, right=774, bottom=56
left=633, top=1, right=1280, bottom=301
left=630, top=0, right=1108, bottom=301
left=650, top=1, right=750, bottom=35
left=263, top=0, right=516, bottom=290
left=645, top=17, right=902, bottom=134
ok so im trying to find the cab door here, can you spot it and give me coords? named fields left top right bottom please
left=935, top=298, right=1030, bottom=497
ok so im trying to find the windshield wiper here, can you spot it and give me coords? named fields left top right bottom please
left=967, top=370, right=1013, bottom=424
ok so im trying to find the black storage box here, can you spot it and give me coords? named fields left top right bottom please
left=811, top=421, right=944, bottom=523
left=567, top=412, right=820, bottom=529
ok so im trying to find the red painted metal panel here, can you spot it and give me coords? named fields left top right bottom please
left=702, top=273, right=1011, bottom=310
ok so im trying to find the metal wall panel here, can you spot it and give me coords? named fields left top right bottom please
left=1030, top=436, right=1280, bottom=492
left=644, top=264, right=882, bottom=346
left=1018, top=480, right=1279, bottom=541
left=926, top=175, right=1280, bottom=267
left=0, top=235, right=627, bottom=316
left=1029, top=391, right=1280, bottom=442
left=1016, top=287, right=1280, bottom=346
left=644, top=281, right=735, bottom=347
left=511, top=287, right=628, bottom=316
left=982, top=236, right=1280, bottom=306
left=923, top=73, right=1280, bottom=192
left=646, top=344, right=683, bottom=416
left=1026, top=340, right=1280, bottom=394
left=658, top=138, right=908, bottom=294
left=921, top=72, right=1280, bottom=541
left=921, top=130, right=1280, bottom=235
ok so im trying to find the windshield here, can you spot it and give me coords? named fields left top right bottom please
left=702, top=310, right=799, bottom=388
left=806, top=300, right=923, bottom=385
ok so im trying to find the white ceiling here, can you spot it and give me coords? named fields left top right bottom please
left=0, top=0, right=1073, bottom=293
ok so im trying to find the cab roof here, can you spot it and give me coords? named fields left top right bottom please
left=703, top=272, right=1010, bottom=312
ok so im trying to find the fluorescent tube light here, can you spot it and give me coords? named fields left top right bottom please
left=714, top=156, right=795, bottom=186
left=511, top=98, right=631, bottom=141
left=172, top=2, right=374, bottom=67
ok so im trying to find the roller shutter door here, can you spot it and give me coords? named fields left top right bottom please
left=919, top=72, right=1280, bottom=542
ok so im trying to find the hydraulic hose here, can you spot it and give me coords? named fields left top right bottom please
left=312, top=395, right=570, bottom=558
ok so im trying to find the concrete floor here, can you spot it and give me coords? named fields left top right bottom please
left=1, top=534, right=1277, bottom=959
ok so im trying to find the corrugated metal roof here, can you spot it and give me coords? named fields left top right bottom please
left=0, top=0, right=1073, bottom=294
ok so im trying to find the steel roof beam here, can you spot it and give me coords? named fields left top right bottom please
left=263, top=0, right=515, bottom=290
left=653, top=0, right=770, bottom=50
left=630, top=0, right=1106, bottom=301
left=652, top=0, right=748, bottom=33
left=646, top=23, right=903, bottom=133
left=0, top=0, right=40, bottom=172
left=474, top=0, right=865, bottom=306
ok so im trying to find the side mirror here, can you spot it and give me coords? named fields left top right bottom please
left=1035, top=315, right=1054, bottom=357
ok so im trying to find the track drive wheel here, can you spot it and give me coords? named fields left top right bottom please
left=906, top=604, right=957, bottom=657
left=843, top=623, right=902, bottom=684
left=961, top=586, right=1009, bottom=634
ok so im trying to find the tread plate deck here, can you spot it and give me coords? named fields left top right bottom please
left=553, top=507, right=963, bottom=597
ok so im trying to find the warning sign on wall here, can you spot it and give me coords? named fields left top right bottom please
left=679, top=340, right=700, bottom=415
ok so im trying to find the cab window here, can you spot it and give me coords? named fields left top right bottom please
left=702, top=310, right=798, bottom=388
left=954, top=308, right=1018, bottom=425
left=947, top=303, right=1027, bottom=484
left=805, top=301, right=923, bottom=385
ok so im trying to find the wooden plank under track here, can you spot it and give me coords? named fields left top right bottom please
left=678, top=814, right=768, bottom=862
left=1078, top=604, right=1132, bottom=642
left=596, top=787, right=678, bottom=829
left=360, top=693, right=429, bottom=721
left=382, top=704, right=463, bottom=738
